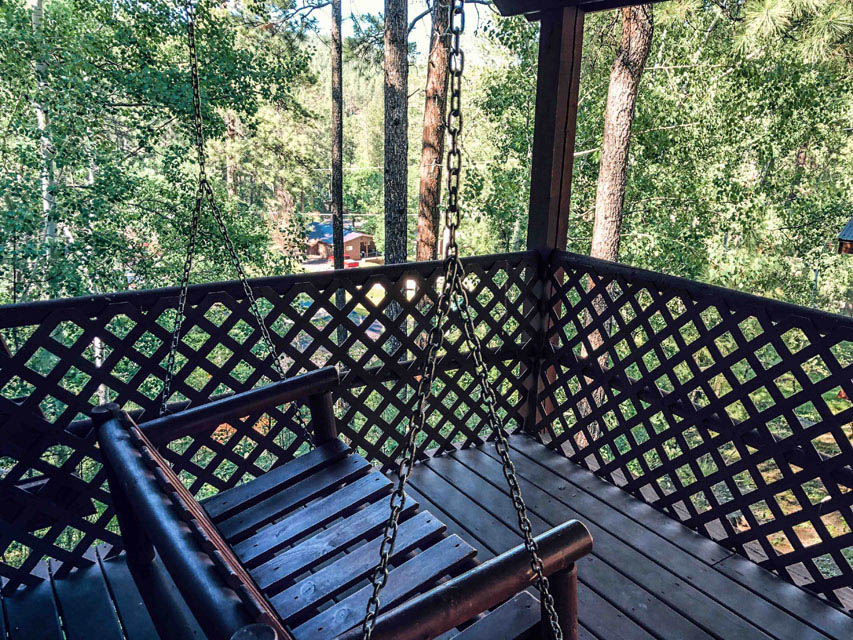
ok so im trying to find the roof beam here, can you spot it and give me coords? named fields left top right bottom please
left=493, top=0, right=671, bottom=18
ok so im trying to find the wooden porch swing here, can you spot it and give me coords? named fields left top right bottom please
left=91, top=1, right=601, bottom=638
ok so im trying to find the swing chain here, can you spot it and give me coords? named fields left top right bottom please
left=454, top=279, right=564, bottom=640
left=362, top=0, right=561, bottom=636
left=160, top=2, right=314, bottom=448
left=360, top=257, right=460, bottom=639
left=444, top=0, right=464, bottom=258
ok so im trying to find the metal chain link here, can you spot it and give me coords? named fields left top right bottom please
left=362, top=0, right=562, bottom=637
left=160, top=2, right=314, bottom=447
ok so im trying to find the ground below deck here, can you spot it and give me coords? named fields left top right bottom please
left=406, top=433, right=853, bottom=640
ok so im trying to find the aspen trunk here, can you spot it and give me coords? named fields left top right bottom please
left=31, top=0, right=57, bottom=250
left=384, top=0, right=408, bottom=265
left=416, top=0, right=450, bottom=262
left=591, top=5, right=653, bottom=262
left=224, top=111, right=238, bottom=197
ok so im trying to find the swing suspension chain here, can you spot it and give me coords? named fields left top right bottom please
left=160, top=2, right=314, bottom=447
left=362, top=0, right=562, bottom=637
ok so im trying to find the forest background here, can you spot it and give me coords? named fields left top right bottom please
left=2, top=0, right=852, bottom=313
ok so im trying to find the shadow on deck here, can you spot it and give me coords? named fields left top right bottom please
left=5, top=434, right=851, bottom=640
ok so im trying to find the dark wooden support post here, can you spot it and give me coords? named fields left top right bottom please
left=543, top=563, right=578, bottom=640
left=307, top=390, right=338, bottom=445
left=523, top=6, right=585, bottom=435
left=527, top=6, right=585, bottom=253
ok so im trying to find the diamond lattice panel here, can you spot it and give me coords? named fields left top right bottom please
left=0, top=252, right=539, bottom=592
left=538, top=251, right=853, bottom=609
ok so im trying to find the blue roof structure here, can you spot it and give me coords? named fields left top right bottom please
left=840, top=217, right=853, bottom=242
left=307, top=222, right=355, bottom=244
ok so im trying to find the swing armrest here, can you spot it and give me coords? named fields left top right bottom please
left=141, top=366, right=340, bottom=444
left=337, top=519, right=593, bottom=640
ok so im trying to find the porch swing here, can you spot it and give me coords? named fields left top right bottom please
left=92, top=1, right=593, bottom=639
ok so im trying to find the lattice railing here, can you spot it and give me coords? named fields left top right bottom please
left=3, top=246, right=852, bottom=611
left=536, top=250, right=853, bottom=609
left=0, top=252, right=539, bottom=592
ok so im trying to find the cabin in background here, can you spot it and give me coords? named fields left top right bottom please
left=306, top=221, right=377, bottom=260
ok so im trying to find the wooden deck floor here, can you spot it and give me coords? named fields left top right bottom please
left=407, top=433, right=853, bottom=640
left=1, top=549, right=175, bottom=640
left=4, top=433, right=853, bottom=639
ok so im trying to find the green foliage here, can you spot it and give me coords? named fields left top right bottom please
left=1, top=0, right=312, bottom=305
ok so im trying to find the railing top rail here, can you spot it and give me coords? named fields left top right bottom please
left=0, top=251, right=538, bottom=328
left=554, top=250, right=853, bottom=334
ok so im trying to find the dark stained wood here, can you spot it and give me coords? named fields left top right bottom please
left=203, top=439, right=349, bottom=521
left=526, top=6, right=584, bottom=252
left=218, top=453, right=370, bottom=540
left=409, top=435, right=853, bottom=640
left=96, top=549, right=161, bottom=640
left=445, top=591, right=540, bottom=640
left=140, top=367, right=340, bottom=443
left=269, top=510, right=446, bottom=621
left=406, top=474, right=651, bottom=640
left=307, top=390, right=338, bottom=444
left=420, top=456, right=715, bottom=640
left=235, top=471, right=393, bottom=566
left=49, top=561, right=125, bottom=640
left=492, top=0, right=671, bottom=18
left=249, top=496, right=418, bottom=592
left=336, top=520, right=591, bottom=640
left=507, top=436, right=853, bottom=639
left=293, top=535, right=477, bottom=640
left=460, top=447, right=777, bottom=639
left=3, top=578, right=63, bottom=640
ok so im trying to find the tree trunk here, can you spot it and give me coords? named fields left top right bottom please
left=416, top=0, right=449, bottom=262
left=331, top=0, right=346, bottom=345
left=31, top=0, right=57, bottom=251
left=224, top=111, right=238, bottom=197
left=590, top=4, right=653, bottom=262
left=384, top=0, right=408, bottom=265
left=583, top=5, right=652, bottom=443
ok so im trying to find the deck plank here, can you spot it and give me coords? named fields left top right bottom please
left=408, top=462, right=655, bottom=640
left=3, top=579, right=63, bottom=640
left=462, top=446, right=785, bottom=640
left=50, top=561, right=124, bottom=640
left=96, top=549, right=161, bottom=640
left=508, top=434, right=853, bottom=640
left=422, top=455, right=717, bottom=640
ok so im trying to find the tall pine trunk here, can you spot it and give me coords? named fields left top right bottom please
left=331, top=0, right=344, bottom=271
left=591, top=5, right=653, bottom=262
left=331, top=0, right=346, bottom=346
left=384, top=0, right=408, bottom=265
left=584, top=5, right=652, bottom=442
left=416, top=0, right=449, bottom=262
